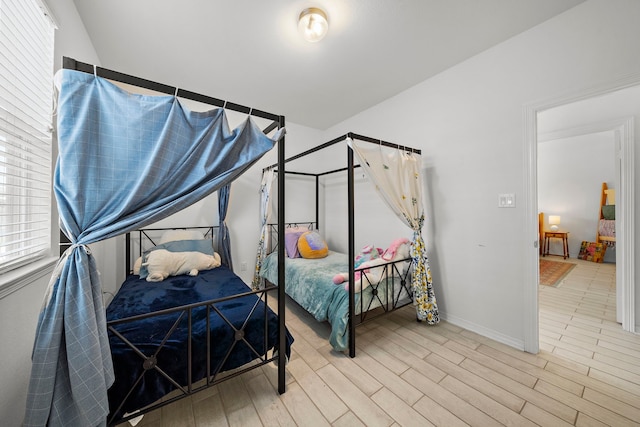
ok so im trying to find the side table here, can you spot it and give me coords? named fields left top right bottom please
left=543, top=231, right=569, bottom=259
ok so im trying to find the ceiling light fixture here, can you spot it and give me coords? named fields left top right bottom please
left=298, top=7, right=329, bottom=43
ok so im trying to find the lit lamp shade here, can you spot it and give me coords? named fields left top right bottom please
left=298, top=7, right=329, bottom=42
left=548, top=215, right=561, bottom=231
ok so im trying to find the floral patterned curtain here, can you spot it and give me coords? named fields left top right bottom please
left=347, top=138, right=439, bottom=324
left=251, top=168, right=275, bottom=289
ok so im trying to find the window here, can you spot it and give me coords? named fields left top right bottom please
left=0, top=0, right=55, bottom=273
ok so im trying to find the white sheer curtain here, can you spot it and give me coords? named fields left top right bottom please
left=347, top=138, right=439, bottom=323
left=252, top=168, right=275, bottom=289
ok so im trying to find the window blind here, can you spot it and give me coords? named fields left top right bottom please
left=0, top=0, right=55, bottom=273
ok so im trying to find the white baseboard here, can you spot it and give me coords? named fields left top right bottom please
left=440, top=310, right=525, bottom=351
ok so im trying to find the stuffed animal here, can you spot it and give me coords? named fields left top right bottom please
left=143, top=249, right=221, bottom=282
left=133, top=256, right=143, bottom=275
left=354, top=244, right=383, bottom=268
left=331, top=244, right=382, bottom=285
left=333, top=237, right=411, bottom=292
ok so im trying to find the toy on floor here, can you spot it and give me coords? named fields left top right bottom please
left=332, top=237, right=411, bottom=292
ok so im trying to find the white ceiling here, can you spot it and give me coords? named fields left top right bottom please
left=72, top=0, right=585, bottom=130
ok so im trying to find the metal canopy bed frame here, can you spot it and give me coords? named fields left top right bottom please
left=61, top=57, right=288, bottom=425
left=264, top=132, right=421, bottom=358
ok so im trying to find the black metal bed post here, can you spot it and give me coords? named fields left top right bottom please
left=125, top=232, right=131, bottom=274
left=315, top=175, right=320, bottom=231
left=347, top=146, right=356, bottom=358
left=277, top=115, right=287, bottom=393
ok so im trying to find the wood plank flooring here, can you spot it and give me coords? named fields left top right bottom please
left=120, top=258, right=640, bottom=426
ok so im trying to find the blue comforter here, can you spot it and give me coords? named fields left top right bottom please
left=106, top=266, right=292, bottom=420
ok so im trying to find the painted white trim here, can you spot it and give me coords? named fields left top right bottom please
left=524, top=73, right=640, bottom=352
left=36, top=0, right=59, bottom=29
left=522, top=106, right=539, bottom=354
left=618, top=118, right=635, bottom=332
left=538, top=117, right=632, bottom=143
left=0, top=257, right=57, bottom=299
left=441, top=311, right=525, bottom=351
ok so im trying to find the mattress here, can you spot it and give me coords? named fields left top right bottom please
left=259, top=251, right=411, bottom=351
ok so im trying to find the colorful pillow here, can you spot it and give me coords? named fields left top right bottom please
left=297, top=231, right=328, bottom=259
left=577, top=241, right=606, bottom=263
left=284, top=227, right=308, bottom=258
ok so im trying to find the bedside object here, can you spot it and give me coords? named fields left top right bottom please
left=548, top=215, right=561, bottom=232
left=543, top=231, right=569, bottom=259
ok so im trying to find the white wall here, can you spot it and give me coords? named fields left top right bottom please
left=538, top=132, right=616, bottom=259
left=321, top=172, right=411, bottom=254
left=230, top=121, right=325, bottom=284
left=318, top=0, right=640, bottom=348
left=0, top=1, right=101, bottom=425
left=0, top=270, right=51, bottom=427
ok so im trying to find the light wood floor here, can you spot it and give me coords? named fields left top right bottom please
left=121, top=258, right=640, bottom=426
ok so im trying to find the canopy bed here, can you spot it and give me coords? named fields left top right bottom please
left=256, top=133, right=439, bottom=357
left=24, top=57, right=290, bottom=427
left=105, top=226, right=292, bottom=424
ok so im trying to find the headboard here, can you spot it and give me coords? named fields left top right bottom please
left=125, top=226, right=219, bottom=274
left=265, top=222, right=316, bottom=255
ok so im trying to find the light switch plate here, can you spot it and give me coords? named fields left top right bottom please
left=498, top=193, right=516, bottom=208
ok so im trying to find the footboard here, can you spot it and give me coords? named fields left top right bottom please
left=353, top=257, right=413, bottom=325
left=106, top=280, right=284, bottom=425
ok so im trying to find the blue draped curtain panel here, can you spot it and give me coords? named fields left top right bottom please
left=218, top=184, right=233, bottom=270
left=24, top=69, right=283, bottom=426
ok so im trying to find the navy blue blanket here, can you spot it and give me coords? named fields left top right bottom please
left=106, top=266, right=292, bottom=420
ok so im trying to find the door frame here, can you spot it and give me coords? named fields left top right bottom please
left=523, top=75, right=638, bottom=353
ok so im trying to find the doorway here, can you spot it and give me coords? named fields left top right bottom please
left=523, top=82, right=637, bottom=354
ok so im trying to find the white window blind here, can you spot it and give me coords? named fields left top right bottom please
left=0, top=0, right=55, bottom=273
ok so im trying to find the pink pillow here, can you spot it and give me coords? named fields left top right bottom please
left=284, top=227, right=308, bottom=258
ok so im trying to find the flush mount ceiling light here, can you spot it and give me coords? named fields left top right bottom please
left=298, top=7, right=329, bottom=42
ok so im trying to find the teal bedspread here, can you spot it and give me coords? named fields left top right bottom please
left=260, top=251, right=409, bottom=351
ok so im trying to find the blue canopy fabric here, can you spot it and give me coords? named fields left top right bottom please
left=24, top=69, right=282, bottom=426
left=218, top=184, right=233, bottom=269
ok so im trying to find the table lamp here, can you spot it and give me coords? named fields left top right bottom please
left=548, top=215, right=561, bottom=231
